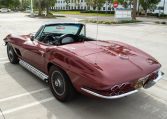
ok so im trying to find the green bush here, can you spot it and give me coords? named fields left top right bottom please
left=82, top=20, right=141, bottom=24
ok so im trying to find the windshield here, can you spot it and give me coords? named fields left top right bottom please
left=43, top=24, right=81, bottom=35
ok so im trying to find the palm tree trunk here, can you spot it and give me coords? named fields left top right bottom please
left=38, top=0, right=42, bottom=16
left=132, top=0, right=137, bottom=20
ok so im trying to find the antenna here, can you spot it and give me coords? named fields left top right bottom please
left=96, top=0, right=99, bottom=41
left=95, top=0, right=99, bottom=64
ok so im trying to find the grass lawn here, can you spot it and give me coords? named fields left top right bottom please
left=80, top=19, right=142, bottom=24
left=51, top=11, right=114, bottom=16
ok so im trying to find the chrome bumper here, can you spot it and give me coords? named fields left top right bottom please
left=143, top=70, right=164, bottom=89
left=81, top=71, right=164, bottom=99
left=81, top=88, right=138, bottom=99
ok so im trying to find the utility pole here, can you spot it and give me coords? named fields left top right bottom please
left=30, top=0, right=34, bottom=17
left=163, top=0, right=166, bottom=14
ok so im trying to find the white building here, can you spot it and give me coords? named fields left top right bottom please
left=54, top=0, right=167, bottom=14
left=54, top=0, right=126, bottom=11
left=154, top=0, right=167, bottom=14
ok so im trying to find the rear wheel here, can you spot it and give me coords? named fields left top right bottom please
left=7, top=44, right=19, bottom=64
left=49, top=66, right=76, bottom=102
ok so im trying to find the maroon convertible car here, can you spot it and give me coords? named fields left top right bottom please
left=3, top=23, right=164, bottom=102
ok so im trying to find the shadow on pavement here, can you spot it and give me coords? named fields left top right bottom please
left=4, top=63, right=167, bottom=119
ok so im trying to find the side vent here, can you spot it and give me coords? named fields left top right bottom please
left=15, top=48, right=22, bottom=56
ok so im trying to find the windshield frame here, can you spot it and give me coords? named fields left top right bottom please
left=34, top=23, right=85, bottom=41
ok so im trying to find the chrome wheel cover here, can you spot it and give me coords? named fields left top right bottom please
left=51, top=71, right=65, bottom=96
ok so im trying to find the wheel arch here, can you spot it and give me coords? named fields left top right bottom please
left=47, top=62, right=68, bottom=77
left=47, top=62, right=77, bottom=89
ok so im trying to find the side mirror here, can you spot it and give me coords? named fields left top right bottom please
left=30, top=36, right=34, bottom=41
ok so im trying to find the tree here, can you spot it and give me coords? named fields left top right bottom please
left=65, top=0, right=70, bottom=10
left=97, top=0, right=106, bottom=10
left=90, top=0, right=105, bottom=10
left=132, top=0, right=137, bottom=20
left=90, top=0, right=95, bottom=10
left=12, top=0, right=20, bottom=10
left=139, top=0, right=160, bottom=16
left=21, top=0, right=30, bottom=10
left=0, top=0, right=20, bottom=10
left=37, top=0, right=42, bottom=16
left=35, top=0, right=56, bottom=16
left=46, top=0, right=56, bottom=15
left=85, top=0, right=92, bottom=10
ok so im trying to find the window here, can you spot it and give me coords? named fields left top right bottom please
left=43, top=24, right=81, bottom=35
left=103, top=7, right=105, bottom=11
left=35, top=26, right=44, bottom=40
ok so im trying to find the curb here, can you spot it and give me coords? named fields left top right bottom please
left=155, top=21, right=167, bottom=25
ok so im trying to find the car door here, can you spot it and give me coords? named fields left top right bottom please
left=22, top=39, right=48, bottom=73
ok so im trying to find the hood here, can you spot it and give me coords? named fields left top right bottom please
left=60, top=40, right=161, bottom=85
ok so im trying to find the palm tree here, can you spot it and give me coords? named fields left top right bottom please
left=36, top=0, right=56, bottom=16
left=65, top=0, right=70, bottom=10
left=85, top=0, right=92, bottom=10
left=132, top=0, right=137, bottom=20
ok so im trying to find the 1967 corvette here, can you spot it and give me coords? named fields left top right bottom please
left=3, top=23, right=164, bottom=102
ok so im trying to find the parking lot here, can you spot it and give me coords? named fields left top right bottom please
left=0, top=13, right=167, bottom=119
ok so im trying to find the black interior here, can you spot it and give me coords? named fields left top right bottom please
left=34, top=23, right=95, bottom=45
left=38, top=33, right=93, bottom=45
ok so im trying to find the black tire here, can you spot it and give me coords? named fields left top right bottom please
left=7, top=44, right=19, bottom=64
left=49, top=65, right=76, bottom=102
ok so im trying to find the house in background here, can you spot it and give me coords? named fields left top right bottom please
left=152, top=0, right=167, bottom=15
left=53, top=0, right=130, bottom=11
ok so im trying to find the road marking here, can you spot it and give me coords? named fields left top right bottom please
left=142, top=91, right=167, bottom=105
left=0, top=97, right=55, bottom=115
left=0, top=57, right=9, bottom=64
left=0, top=57, right=8, bottom=60
left=0, top=61, right=9, bottom=64
left=0, top=88, right=49, bottom=102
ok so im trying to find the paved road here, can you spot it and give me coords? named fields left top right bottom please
left=0, top=13, right=167, bottom=119
left=54, top=13, right=167, bottom=23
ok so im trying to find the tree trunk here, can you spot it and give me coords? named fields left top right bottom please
left=38, top=0, right=42, bottom=16
left=132, top=0, right=137, bottom=20
left=137, top=1, right=140, bottom=16
left=144, top=9, right=147, bottom=16
left=46, top=6, right=49, bottom=16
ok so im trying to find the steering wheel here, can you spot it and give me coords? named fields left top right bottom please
left=58, top=34, right=76, bottom=45
left=43, top=34, right=55, bottom=44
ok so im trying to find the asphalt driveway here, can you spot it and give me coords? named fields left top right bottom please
left=0, top=13, right=167, bottom=119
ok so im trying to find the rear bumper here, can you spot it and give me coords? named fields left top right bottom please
left=81, top=70, right=164, bottom=99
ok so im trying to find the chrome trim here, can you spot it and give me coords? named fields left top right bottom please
left=81, top=88, right=138, bottom=99
left=81, top=70, right=164, bottom=99
left=19, top=60, right=48, bottom=80
left=143, top=70, right=164, bottom=89
left=153, top=70, right=164, bottom=83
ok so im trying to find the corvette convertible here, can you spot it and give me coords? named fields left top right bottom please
left=3, top=23, right=164, bottom=102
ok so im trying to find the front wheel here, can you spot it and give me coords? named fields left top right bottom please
left=7, top=44, right=19, bottom=64
left=49, top=66, right=77, bottom=102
